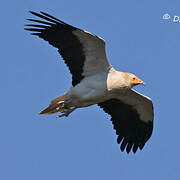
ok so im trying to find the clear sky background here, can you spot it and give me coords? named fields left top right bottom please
left=2, top=0, right=180, bottom=179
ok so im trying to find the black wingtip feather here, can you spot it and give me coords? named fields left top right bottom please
left=29, top=10, right=34, bottom=14
left=120, top=139, right=128, bottom=152
left=40, top=11, right=62, bottom=23
left=31, top=33, right=42, bottom=36
left=24, top=28, right=43, bottom=32
left=133, top=144, right=138, bottom=153
left=139, top=143, right=145, bottom=150
left=117, top=136, right=123, bottom=144
left=29, top=11, right=58, bottom=24
left=29, top=10, right=38, bottom=16
left=126, top=143, right=133, bottom=154
left=25, top=24, right=48, bottom=28
left=26, top=18, right=53, bottom=26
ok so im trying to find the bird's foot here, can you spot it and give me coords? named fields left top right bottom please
left=56, top=107, right=77, bottom=118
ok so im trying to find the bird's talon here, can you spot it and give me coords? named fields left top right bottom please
left=56, top=113, right=67, bottom=118
left=56, top=107, right=76, bottom=118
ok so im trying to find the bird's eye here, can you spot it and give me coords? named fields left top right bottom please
left=133, top=77, right=136, bottom=81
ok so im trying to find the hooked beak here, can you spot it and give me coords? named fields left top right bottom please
left=131, top=78, right=145, bottom=86
left=140, top=80, right=145, bottom=85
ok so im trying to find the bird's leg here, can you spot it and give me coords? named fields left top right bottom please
left=56, top=107, right=77, bottom=118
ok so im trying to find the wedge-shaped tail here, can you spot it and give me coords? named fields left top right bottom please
left=40, top=94, right=68, bottom=115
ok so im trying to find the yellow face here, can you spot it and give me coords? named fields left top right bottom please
left=130, top=76, right=145, bottom=86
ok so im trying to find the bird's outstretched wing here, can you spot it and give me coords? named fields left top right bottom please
left=25, top=11, right=111, bottom=86
left=98, top=89, right=154, bottom=153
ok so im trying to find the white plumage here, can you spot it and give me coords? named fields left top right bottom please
left=25, top=11, right=154, bottom=153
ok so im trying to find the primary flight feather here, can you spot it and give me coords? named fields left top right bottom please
left=25, top=11, right=154, bottom=154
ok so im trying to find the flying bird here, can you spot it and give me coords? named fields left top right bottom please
left=25, top=11, right=154, bottom=153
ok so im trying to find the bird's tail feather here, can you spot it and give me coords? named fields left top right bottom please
left=39, top=93, right=68, bottom=115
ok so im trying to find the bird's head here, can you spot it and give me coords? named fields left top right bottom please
left=126, top=73, right=145, bottom=88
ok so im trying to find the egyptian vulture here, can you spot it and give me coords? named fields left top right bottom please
left=25, top=11, right=154, bottom=153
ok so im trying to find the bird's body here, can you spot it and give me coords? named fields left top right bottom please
left=67, top=68, right=122, bottom=107
left=25, top=11, right=154, bottom=153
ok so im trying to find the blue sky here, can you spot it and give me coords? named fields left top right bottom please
left=2, top=0, right=180, bottom=179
